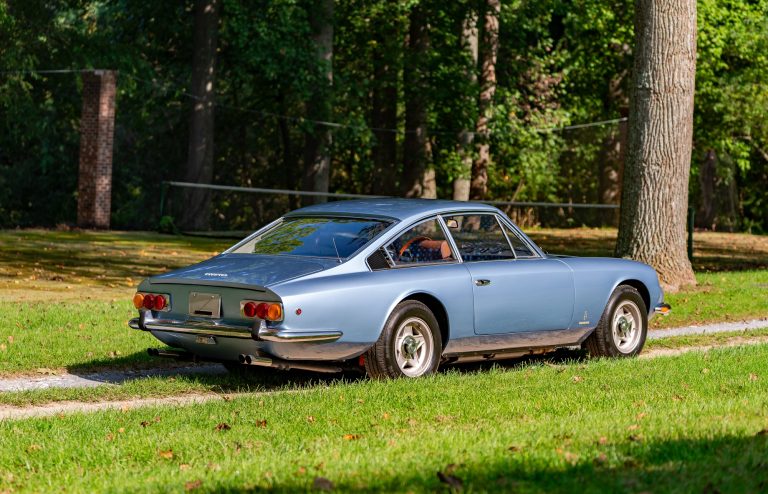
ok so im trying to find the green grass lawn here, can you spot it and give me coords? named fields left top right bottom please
left=1, top=344, right=767, bottom=493
left=0, top=229, right=766, bottom=374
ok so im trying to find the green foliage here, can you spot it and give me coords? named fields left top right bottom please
left=0, top=0, right=766, bottom=231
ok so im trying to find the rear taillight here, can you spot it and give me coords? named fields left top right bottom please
left=243, top=301, right=257, bottom=318
left=133, top=292, right=170, bottom=312
left=242, top=300, right=284, bottom=322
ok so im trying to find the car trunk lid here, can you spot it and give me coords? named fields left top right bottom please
left=148, top=253, right=334, bottom=289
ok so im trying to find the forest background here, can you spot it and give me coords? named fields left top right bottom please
left=1, top=0, right=766, bottom=233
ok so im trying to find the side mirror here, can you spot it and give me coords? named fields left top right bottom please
left=445, top=219, right=459, bottom=229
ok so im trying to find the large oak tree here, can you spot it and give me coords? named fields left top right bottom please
left=616, top=0, right=697, bottom=291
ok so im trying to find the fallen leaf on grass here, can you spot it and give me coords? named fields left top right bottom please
left=184, top=480, right=202, bottom=491
left=437, top=469, right=463, bottom=490
left=159, top=449, right=174, bottom=460
left=342, top=434, right=361, bottom=441
left=701, top=368, right=710, bottom=374
left=756, top=429, right=768, bottom=436
left=179, top=464, right=190, bottom=471
left=572, top=375, right=583, bottom=383
left=750, top=373, right=759, bottom=381
left=256, top=419, right=267, bottom=428
left=627, top=424, right=639, bottom=431
left=26, top=444, right=42, bottom=453
left=597, top=436, right=608, bottom=445
left=215, top=423, right=231, bottom=431
left=594, top=453, right=608, bottom=465
left=307, top=416, right=316, bottom=423
left=628, top=434, right=643, bottom=442
left=508, top=445, right=520, bottom=453
left=313, top=476, right=334, bottom=491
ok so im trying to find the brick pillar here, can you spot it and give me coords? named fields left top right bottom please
left=77, top=70, right=116, bottom=229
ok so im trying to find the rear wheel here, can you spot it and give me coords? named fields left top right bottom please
left=585, top=285, right=648, bottom=358
left=365, top=300, right=442, bottom=379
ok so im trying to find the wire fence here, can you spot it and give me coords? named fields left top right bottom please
left=160, top=181, right=695, bottom=259
left=160, top=180, right=621, bottom=232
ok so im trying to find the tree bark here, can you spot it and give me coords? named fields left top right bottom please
left=401, top=4, right=433, bottom=198
left=453, top=9, right=479, bottom=202
left=469, top=0, right=500, bottom=201
left=302, top=0, right=334, bottom=205
left=616, top=0, right=697, bottom=292
left=370, top=12, right=400, bottom=196
left=181, top=0, right=219, bottom=230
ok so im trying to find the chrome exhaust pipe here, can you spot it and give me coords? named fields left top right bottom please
left=238, top=354, right=247, bottom=364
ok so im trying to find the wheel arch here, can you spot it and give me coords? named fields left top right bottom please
left=617, top=279, right=651, bottom=314
left=400, top=292, right=450, bottom=348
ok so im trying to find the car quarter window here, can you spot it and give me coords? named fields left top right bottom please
left=443, top=214, right=515, bottom=262
left=501, top=222, right=538, bottom=258
left=384, top=218, right=456, bottom=266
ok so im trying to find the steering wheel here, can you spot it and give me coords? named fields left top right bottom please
left=398, top=236, right=432, bottom=258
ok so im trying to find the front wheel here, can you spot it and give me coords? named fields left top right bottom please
left=585, top=285, right=648, bottom=358
left=364, top=300, right=442, bottom=379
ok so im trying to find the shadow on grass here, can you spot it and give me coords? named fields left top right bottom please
left=241, top=433, right=768, bottom=493
left=61, top=348, right=586, bottom=395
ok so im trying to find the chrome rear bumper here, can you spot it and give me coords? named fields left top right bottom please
left=128, top=314, right=342, bottom=343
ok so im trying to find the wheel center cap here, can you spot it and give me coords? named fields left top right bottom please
left=403, top=336, right=418, bottom=358
left=618, top=317, right=631, bottom=336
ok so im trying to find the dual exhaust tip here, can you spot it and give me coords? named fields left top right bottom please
left=238, top=353, right=272, bottom=366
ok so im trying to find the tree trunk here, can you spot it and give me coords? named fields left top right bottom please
left=302, top=0, right=334, bottom=205
left=469, top=0, right=500, bottom=201
left=370, top=13, right=400, bottom=196
left=454, top=9, right=479, bottom=202
left=401, top=4, right=432, bottom=198
left=181, top=0, right=219, bottom=230
left=616, top=0, right=697, bottom=292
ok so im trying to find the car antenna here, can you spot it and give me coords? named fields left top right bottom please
left=331, top=236, right=342, bottom=264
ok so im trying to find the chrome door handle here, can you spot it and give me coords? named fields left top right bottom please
left=474, top=279, right=491, bottom=286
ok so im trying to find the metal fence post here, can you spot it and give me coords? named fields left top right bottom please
left=687, top=206, right=694, bottom=261
left=159, top=181, right=168, bottom=219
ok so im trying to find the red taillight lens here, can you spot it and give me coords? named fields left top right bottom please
left=255, top=303, right=269, bottom=320
left=153, top=295, right=166, bottom=310
left=243, top=301, right=257, bottom=318
left=142, top=294, right=156, bottom=309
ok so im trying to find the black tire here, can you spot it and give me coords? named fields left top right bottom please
left=584, top=285, right=648, bottom=358
left=364, top=300, right=442, bottom=379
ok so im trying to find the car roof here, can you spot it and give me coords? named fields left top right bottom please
left=284, top=198, right=501, bottom=222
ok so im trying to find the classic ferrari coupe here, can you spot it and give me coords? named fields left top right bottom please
left=130, top=199, right=670, bottom=378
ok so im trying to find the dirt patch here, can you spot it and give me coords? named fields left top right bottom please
left=641, top=336, right=768, bottom=359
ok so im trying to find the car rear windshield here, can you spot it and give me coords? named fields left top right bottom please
left=241, top=217, right=391, bottom=258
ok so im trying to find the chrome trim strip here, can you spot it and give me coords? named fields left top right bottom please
left=443, top=327, right=592, bottom=357
left=257, top=327, right=343, bottom=343
left=128, top=316, right=342, bottom=342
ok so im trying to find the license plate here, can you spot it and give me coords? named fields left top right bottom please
left=195, top=336, right=217, bottom=345
left=189, top=292, right=221, bottom=318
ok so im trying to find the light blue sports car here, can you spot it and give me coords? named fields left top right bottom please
left=129, top=199, right=670, bottom=378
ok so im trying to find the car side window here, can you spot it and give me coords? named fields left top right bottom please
left=502, top=223, right=537, bottom=258
left=384, top=218, right=455, bottom=266
left=443, top=214, right=515, bottom=262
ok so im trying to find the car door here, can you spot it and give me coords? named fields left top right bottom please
left=443, top=213, right=575, bottom=335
